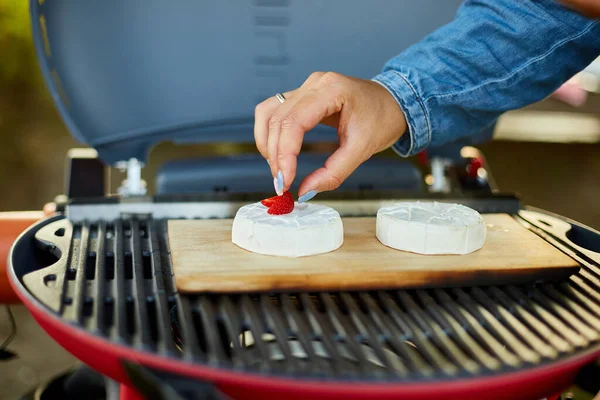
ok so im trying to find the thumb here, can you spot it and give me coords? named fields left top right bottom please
left=298, top=143, right=367, bottom=199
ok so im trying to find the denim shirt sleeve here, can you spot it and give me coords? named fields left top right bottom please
left=372, top=0, right=600, bottom=157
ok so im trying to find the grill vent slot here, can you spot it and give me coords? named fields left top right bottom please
left=147, top=297, right=159, bottom=344
left=142, top=251, right=152, bottom=280
left=104, top=297, right=114, bottom=331
left=83, top=297, right=93, bottom=318
left=124, top=253, right=133, bottom=280
left=106, top=252, right=115, bottom=280
left=66, top=268, right=77, bottom=281
left=125, top=297, right=135, bottom=337
left=191, top=310, right=208, bottom=355
left=85, top=253, right=96, bottom=280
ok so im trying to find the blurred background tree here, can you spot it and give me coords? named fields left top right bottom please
left=0, top=0, right=76, bottom=211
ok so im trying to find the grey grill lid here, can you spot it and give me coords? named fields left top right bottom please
left=31, top=0, right=461, bottom=164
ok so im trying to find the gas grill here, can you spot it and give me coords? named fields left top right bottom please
left=11, top=1, right=600, bottom=399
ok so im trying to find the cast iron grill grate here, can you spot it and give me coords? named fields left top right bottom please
left=24, top=213, right=600, bottom=381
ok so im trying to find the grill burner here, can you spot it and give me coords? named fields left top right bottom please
left=19, top=210, right=600, bottom=384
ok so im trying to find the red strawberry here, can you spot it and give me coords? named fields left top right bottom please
left=261, top=191, right=295, bottom=215
left=260, top=195, right=279, bottom=207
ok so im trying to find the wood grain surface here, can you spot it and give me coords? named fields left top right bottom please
left=168, top=214, right=579, bottom=293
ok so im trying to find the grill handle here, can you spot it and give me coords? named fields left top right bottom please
left=520, top=209, right=600, bottom=262
left=121, top=360, right=229, bottom=400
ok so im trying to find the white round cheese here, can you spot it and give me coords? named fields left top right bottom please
left=376, top=202, right=486, bottom=255
left=232, top=202, right=344, bottom=257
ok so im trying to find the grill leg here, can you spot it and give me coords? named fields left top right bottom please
left=120, top=384, right=144, bottom=400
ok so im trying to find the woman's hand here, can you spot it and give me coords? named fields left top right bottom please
left=254, top=72, right=407, bottom=201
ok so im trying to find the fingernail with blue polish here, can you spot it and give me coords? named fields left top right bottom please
left=273, top=177, right=281, bottom=195
left=276, top=170, right=284, bottom=195
left=298, top=190, right=317, bottom=203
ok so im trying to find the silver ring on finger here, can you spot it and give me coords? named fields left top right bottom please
left=275, top=93, right=286, bottom=104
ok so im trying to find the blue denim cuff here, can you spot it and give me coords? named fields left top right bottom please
left=372, top=70, right=430, bottom=157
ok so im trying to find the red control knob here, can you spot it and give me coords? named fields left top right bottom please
left=417, top=151, right=428, bottom=166
left=467, top=156, right=484, bottom=178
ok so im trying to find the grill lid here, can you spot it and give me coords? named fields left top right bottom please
left=30, top=0, right=462, bottom=164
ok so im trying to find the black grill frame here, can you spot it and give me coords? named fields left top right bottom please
left=13, top=208, right=600, bottom=383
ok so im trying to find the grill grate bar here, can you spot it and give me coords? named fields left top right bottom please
left=433, top=289, right=519, bottom=369
left=529, top=287, right=599, bottom=342
left=320, top=293, right=374, bottom=376
left=240, top=295, right=272, bottom=372
left=378, top=291, right=457, bottom=376
left=299, top=293, right=354, bottom=375
left=571, top=275, right=600, bottom=305
left=146, top=221, right=177, bottom=356
left=416, top=290, right=501, bottom=371
left=175, top=296, right=200, bottom=361
left=471, top=288, right=553, bottom=361
left=561, top=281, right=600, bottom=318
left=71, top=221, right=90, bottom=324
left=585, top=263, right=600, bottom=286
left=280, top=294, right=330, bottom=373
left=396, top=291, right=479, bottom=374
left=340, top=293, right=404, bottom=377
left=155, top=220, right=185, bottom=357
left=505, top=286, right=588, bottom=349
left=579, top=259, right=600, bottom=280
left=260, top=294, right=303, bottom=373
left=194, top=296, right=227, bottom=365
left=114, top=220, right=129, bottom=342
left=360, top=293, right=434, bottom=377
left=156, top=220, right=177, bottom=296
left=450, top=288, right=528, bottom=367
left=579, top=270, right=600, bottom=292
left=92, top=221, right=107, bottom=334
left=219, top=296, right=250, bottom=368
left=129, top=219, right=152, bottom=349
left=542, top=285, right=600, bottom=334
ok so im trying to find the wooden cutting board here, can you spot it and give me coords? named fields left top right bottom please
left=168, top=214, right=579, bottom=293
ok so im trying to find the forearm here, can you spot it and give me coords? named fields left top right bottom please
left=373, top=0, right=600, bottom=156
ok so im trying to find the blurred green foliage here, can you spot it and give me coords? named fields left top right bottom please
left=0, top=1, right=75, bottom=211
left=0, top=1, right=40, bottom=84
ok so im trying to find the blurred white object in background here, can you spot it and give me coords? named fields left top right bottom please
left=552, top=57, right=600, bottom=106
left=552, top=78, right=588, bottom=107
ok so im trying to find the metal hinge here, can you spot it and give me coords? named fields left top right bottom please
left=429, top=157, right=450, bottom=193
left=115, top=158, right=147, bottom=197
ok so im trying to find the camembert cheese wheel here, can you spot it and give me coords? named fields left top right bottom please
left=232, top=202, right=344, bottom=257
left=376, top=202, right=486, bottom=255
